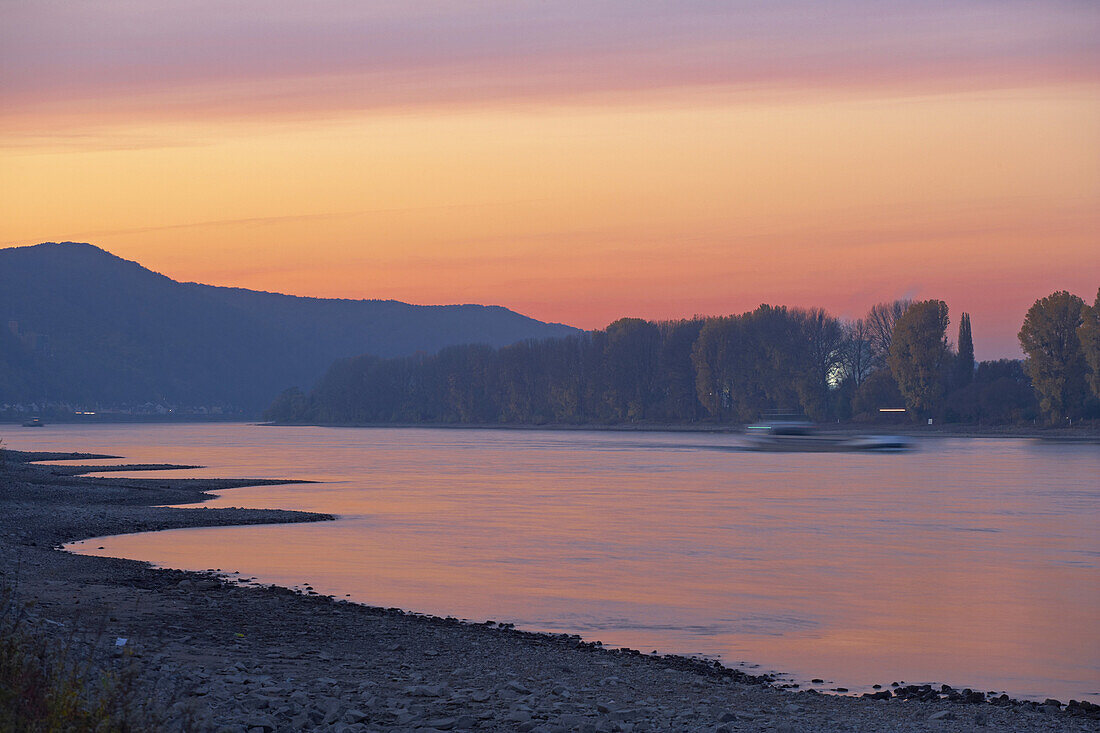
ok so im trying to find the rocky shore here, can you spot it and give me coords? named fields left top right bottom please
left=0, top=448, right=1095, bottom=732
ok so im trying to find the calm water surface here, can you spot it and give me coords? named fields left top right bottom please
left=7, top=423, right=1098, bottom=702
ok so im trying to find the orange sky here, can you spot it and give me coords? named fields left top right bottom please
left=2, top=1, right=1098, bottom=358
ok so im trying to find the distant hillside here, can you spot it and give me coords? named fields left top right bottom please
left=0, top=242, right=578, bottom=411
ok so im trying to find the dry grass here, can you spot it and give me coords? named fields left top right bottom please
left=0, top=583, right=168, bottom=732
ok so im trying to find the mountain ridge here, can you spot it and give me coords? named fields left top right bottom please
left=0, top=242, right=579, bottom=412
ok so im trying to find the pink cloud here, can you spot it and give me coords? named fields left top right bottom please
left=2, top=0, right=1097, bottom=123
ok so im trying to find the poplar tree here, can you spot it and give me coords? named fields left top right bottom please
left=955, top=312, right=975, bottom=386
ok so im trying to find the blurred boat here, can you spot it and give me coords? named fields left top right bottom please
left=745, top=419, right=910, bottom=452
left=22, top=417, right=44, bottom=427
left=843, top=434, right=911, bottom=451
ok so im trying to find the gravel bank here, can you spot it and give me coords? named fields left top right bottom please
left=0, top=448, right=1094, bottom=732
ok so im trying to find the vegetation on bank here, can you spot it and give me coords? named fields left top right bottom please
left=267, top=289, right=1100, bottom=426
left=0, top=584, right=164, bottom=732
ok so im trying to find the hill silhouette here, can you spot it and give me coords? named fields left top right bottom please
left=0, top=242, right=578, bottom=412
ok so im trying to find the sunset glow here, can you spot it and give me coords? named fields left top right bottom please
left=3, top=1, right=1098, bottom=358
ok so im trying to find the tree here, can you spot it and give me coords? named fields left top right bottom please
left=1079, top=287, right=1100, bottom=399
left=851, top=369, right=904, bottom=417
left=792, top=307, right=845, bottom=420
left=275, top=300, right=1071, bottom=428
left=263, top=387, right=309, bottom=422
left=745, top=305, right=801, bottom=416
left=691, top=316, right=741, bottom=421
left=602, top=318, right=661, bottom=421
left=658, top=320, right=705, bottom=421
left=1019, top=291, right=1087, bottom=421
left=954, top=312, right=975, bottom=387
left=887, top=300, right=949, bottom=419
left=842, top=318, right=872, bottom=388
left=866, top=299, right=912, bottom=370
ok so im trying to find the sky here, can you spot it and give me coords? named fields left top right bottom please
left=2, top=1, right=1098, bottom=359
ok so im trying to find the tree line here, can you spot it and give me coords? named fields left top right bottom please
left=267, top=288, right=1100, bottom=426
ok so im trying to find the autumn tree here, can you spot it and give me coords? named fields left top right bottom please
left=851, top=369, right=904, bottom=416
left=866, top=299, right=912, bottom=369
left=691, top=316, right=743, bottom=421
left=954, top=312, right=975, bottom=387
left=887, top=299, right=949, bottom=418
left=745, top=305, right=802, bottom=416
left=1019, top=291, right=1087, bottom=421
left=1079, top=287, right=1100, bottom=399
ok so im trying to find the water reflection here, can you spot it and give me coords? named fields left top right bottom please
left=8, top=423, right=1098, bottom=702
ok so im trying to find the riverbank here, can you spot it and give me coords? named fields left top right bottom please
left=0, top=449, right=1095, bottom=732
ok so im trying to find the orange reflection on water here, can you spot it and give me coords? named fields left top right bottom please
left=10, top=424, right=1094, bottom=702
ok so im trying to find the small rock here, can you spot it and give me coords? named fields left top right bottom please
left=245, top=716, right=275, bottom=732
left=344, top=709, right=368, bottom=724
left=406, top=683, right=450, bottom=697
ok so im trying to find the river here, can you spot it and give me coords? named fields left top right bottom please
left=5, top=422, right=1098, bottom=703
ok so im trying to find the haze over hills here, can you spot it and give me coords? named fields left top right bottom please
left=0, top=242, right=579, bottom=413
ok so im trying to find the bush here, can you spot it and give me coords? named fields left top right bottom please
left=0, top=584, right=165, bottom=732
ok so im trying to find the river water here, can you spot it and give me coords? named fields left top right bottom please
left=6, top=423, right=1098, bottom=702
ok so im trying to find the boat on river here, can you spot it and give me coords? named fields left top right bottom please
left=744, top=419, right=910, bottom=452
left=22, top=417, right=44, bottom=427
